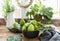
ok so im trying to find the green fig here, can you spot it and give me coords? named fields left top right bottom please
left=28, top=24, right=34, bottom=31
left=22, top=25, right=26, bottom=31
left=13, top=22, right=18, bottom=29
left=20, top=19, right=25, bottom=26
left=25, top=23, right=30, bottom=27
left=30, top=20, right=37, bottom=26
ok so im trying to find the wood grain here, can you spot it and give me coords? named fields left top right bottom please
left=0, top=25, right=40, bottom=41
left=0, top=25, right=60, bottom=41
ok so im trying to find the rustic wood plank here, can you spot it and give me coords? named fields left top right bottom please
left=0, top=25, right=40, bottom=41
left=0, top=25, right=60, bottom=41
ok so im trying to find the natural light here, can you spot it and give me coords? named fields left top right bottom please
left=0, top=0, right=60, bottom=19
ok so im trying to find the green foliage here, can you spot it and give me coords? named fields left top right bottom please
left=7, top=34, right=22, bottom=41
left=26, top=4, right=40, bottom=19
left=26, top=4, right=53, bottom=22
left=40, top=6, right=53, bottom=22
left=3, top=0, right=15, bottom=18
left=26, top=4, right=42, bottom=19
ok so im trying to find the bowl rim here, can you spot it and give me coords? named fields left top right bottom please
left=22, top=30, right=39, bottom=32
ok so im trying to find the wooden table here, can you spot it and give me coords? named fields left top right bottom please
left=0, top=25, right=40, bottom=41
left=22, top=37, right=40, bottom=41
left=0, top=25, right=60, bottom=41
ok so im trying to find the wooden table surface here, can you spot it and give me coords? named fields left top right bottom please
left=0, top=25, right=40, bottom=41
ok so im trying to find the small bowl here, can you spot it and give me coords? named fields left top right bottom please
left=8, top=28, right=22, bottom=33
left=22, top=30, right=39, bottom=38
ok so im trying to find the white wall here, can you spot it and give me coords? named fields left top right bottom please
left=58, top=0, right=60, bottom=12
left=0, top=0, right=60, bottom=19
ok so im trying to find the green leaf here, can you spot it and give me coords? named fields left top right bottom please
left=3, top=0, right=15, bottom=18
left=7, top=34, right=22, bottom=41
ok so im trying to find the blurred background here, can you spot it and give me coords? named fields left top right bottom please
left=0, top=0, right=60, bottom=25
